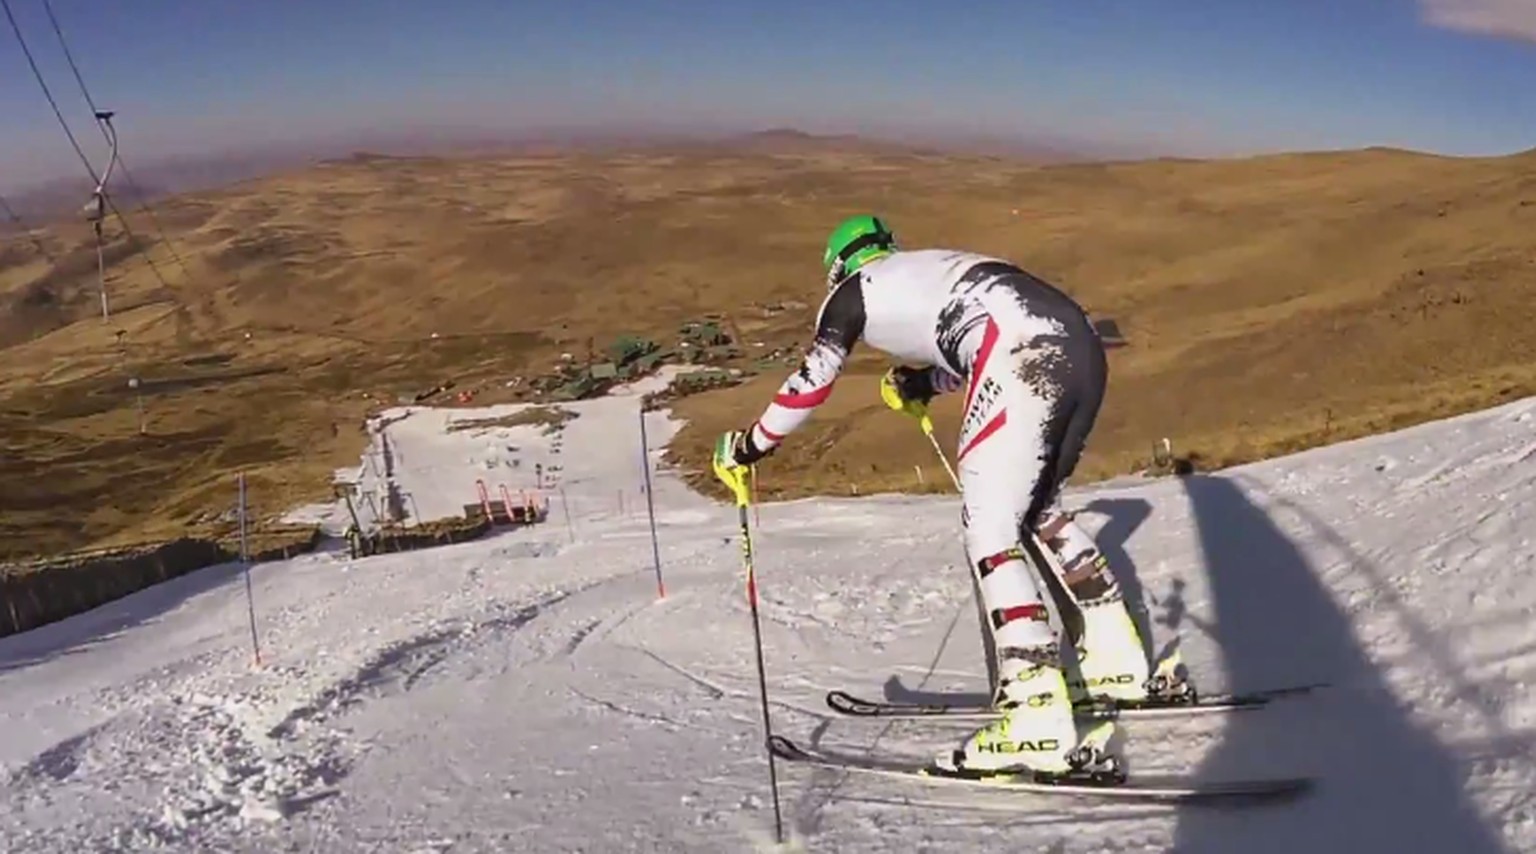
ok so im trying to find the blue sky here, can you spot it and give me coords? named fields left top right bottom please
left=3, top=0, right=1535, bottom=188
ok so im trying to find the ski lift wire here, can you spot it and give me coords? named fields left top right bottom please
left=2, top=0, right=175, bottom=293
left=41, top=0, right=194, bottom=282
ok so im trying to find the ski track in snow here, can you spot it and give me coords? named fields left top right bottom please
left=4, top=375, right=1536, bottom=851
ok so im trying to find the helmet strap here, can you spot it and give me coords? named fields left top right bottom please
left=826, top=231, right=894, bottom=288
left=833, top=231, right=894, bottom=270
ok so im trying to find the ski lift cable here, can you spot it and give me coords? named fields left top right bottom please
left=1, top=0, right=100, bottom=184
left=41, top=0, right=194, bottom=282
left=1, top=0, right=173, bottom=292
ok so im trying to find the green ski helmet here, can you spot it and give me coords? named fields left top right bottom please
left=822, top=214, right=898, bottom=290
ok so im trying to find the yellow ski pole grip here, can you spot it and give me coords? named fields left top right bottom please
left=880, top=370, right=929, bottom=420
left=879, top=370, right=906, bottom=412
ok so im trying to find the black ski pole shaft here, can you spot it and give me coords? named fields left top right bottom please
left=737, top=500, right=784, bottom=843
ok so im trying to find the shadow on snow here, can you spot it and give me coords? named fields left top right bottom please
left=1170, top=473, right=1506, bottom=853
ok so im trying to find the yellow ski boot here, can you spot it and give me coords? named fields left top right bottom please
left=935, top=656, right=1079, bottom=776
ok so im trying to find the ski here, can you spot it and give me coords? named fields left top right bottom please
left=826, top=680, right=1326, bottom=722
left=768, top=734, right=1313, bottom=803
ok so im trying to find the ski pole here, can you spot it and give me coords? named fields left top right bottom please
left=717, top=458, right=784, bottom=844
left=917, top=413, right=960, bottom=491
left=879, top=369, right=960, bottom=490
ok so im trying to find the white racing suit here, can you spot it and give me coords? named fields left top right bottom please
left=738, top=248, right=1151, bottom=773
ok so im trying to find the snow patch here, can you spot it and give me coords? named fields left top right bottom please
left=8, top=388, right=1536, bottom=849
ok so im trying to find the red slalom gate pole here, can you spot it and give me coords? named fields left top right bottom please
left=637, top=407, right=666, bottom=599
left=237, top=473, right=262, bottom=667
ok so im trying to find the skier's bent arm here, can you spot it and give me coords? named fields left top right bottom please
left=733, top=278, right=866, bottom=464
left=747, top=338, right=848, bottom=454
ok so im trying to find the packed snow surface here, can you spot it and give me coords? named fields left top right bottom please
left=5, top=383, right=1536, bottom=852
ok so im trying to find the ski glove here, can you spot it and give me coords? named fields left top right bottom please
left=715, top=428, right=771, bottom=468
left=885, top=365, right=939, bottom=405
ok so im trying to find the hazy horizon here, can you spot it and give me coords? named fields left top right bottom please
left=4, top=0, right=1536, bottom=198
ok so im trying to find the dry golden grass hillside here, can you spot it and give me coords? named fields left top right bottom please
left=3, top=142, right=1535, bottom=559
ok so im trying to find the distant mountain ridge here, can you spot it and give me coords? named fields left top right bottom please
left=0, top=126, right=1126, bottom=230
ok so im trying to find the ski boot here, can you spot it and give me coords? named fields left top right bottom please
left=933, top=652, right=1080, bottom=777
left=1069, top=594, right=1153, bottom=704
left=1035, top=512, right=1154, bottom=705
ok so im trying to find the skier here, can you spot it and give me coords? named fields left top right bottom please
left=712, top=214, right=1152, bottom=776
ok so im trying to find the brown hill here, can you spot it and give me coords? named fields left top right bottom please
left=3, top=141, right=1535, bottom=559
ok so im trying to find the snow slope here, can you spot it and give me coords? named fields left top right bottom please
left=4, top=384, right=1536, bottom=852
